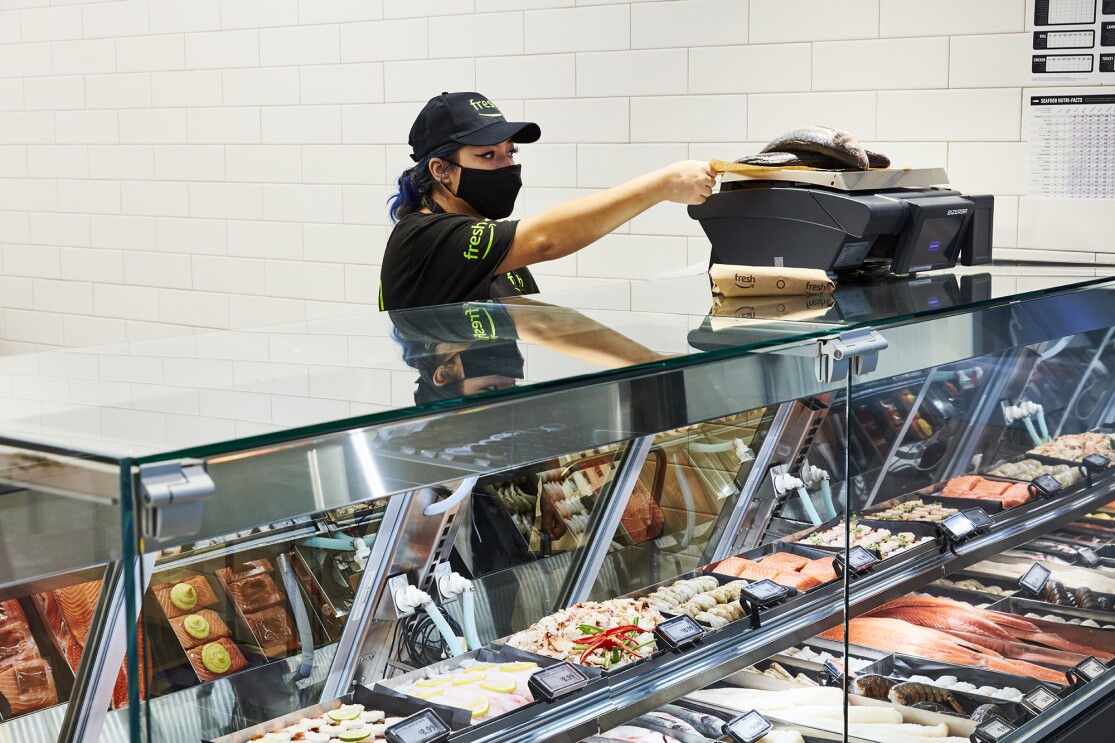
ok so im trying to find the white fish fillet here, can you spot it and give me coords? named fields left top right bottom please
left=970, top=559, right=1115, bottom=593
left=759, top=733, right=804, bottom=743
left=686, top=686, right=842, bottom=711
left=773, top=705, right=902, bottom=724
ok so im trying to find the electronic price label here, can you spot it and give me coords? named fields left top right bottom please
left=1077, top=546, right=1100, bottom=566
left=1067, top=656, right=1110, bottom=688
left=1020, top=685, right=1061, bottom=717
left=939, top=511, right=976, bottom=543
left=1028, top=474, right=1063, bottom=499
left=384, top=710, right=451, bottom=743
left=654, top=614, right=705, bottom=651
left=740, top=579, right=793, bottom=608
left=836, top=546, right=880, bottom=576
left=723, top=710, right=774, bottom=743
left=971, top=715, right=1016, bottom=743
left=820, top=659, right=845, bottom=687
left=963, top=507, right=994, bottom=532
left=526, top=661, right=591, bottom=701
left=1019, top=562, right=1052, bottom=596
left=1082, top=453, right=1112, bottom=473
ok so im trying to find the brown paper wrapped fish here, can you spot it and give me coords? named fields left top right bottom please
left=711, top=294, right=836, bottom=323
left=709, top=264, right=835, bottom=298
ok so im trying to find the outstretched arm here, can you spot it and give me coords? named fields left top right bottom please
left=495, top=160, right=716, bottom=274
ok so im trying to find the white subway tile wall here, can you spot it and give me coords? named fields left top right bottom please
left=0, top=0, right=1109, bottom=358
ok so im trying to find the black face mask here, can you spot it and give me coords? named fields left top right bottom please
left=456, top=342, right=524, bottom=380
left=448, top=163, right=522, bottom=220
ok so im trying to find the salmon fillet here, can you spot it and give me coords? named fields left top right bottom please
left=799, top=558, right=838, bottom=582
left=0, top=600, right=29, bottom=630
left=711, top=557, right=756, bottom=577
left=169, top=609, right=232, bottom=650
left=946, top=476, right=982, bottom=492
left=773, top=572, right=823, bottom=591
left=154, top=576, right=220, bottom=619
left=820, top=617, right=1067, bottom=684
left=111, top=622, right=147, bottom=709
left=64, top=635, right=83, bottom=674
left=0, top=623, right=40, bottom=670
left=737, top=565, right=783, bottom=582
left=0, top=658, right=57, bottom=715
left=186, top=637, right=249, bottom=682
left=55, top=580, right=102, bottom=646
left=216, top=559, right=274, bottom=586
left=33, top=592, right=66, bottom=640
left=225, top=574, right=285, bottom=613
left=758, top=552, right=812, bottom=572
left=244, top=606, right=299, bottom=658
left=973, top=479, right=1011, bottom=495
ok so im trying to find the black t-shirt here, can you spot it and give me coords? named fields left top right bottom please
left=379, top=212, right=539, bottom=310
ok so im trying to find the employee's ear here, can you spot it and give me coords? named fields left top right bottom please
left=431, top=363, right=452, bottom=387
left=429, top=158, right=451, bottom=182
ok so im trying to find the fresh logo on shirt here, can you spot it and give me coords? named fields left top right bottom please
left=464, top=221, right=495, bottom=261
left=470, top=98, right=503, bottom=118
left=465, top=306, right=497, bottom=341
left=507, top=272, right=525, bottom=293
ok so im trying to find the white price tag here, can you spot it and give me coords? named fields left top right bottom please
left=384, top=710, right=451, bottom=743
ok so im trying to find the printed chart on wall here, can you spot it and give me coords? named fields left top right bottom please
left=1026, top=0, right=1115, bottom=82
left=1028, top=92, right=1115, bottom=198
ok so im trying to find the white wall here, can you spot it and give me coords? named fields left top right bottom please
left=0, top=0, right=1111, bottom=353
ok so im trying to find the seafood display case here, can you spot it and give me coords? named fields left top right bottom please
left=2, top=264, right=1115, bottom=742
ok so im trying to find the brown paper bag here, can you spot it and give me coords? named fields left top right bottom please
left=711, top=294, right=837, bottom=323
left=709, top=263, right=835, bottom=297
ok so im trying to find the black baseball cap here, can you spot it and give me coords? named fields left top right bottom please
left=409, top=91, right=541, bottom=162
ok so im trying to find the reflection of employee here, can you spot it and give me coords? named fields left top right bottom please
left=379, top=91, right=715, bottom=311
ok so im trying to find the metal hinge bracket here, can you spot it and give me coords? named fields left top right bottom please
left=139, top=460, right=216, bottom=540
left=816, top=328, right=888, bottom=383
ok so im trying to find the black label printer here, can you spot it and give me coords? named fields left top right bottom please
left=689, top=167, right=994, bottom=275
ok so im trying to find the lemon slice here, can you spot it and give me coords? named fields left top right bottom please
left=479, top=677, right=516, bottom=694
left=406, top=688, right=442, bottom=701
left=466, top=662, right=496, bottom=672
left=466, top=694, right=490, bottom=718
left=498, top=662, right=538, bottom=673
left=338, top=728, right=372, bottom=742
left=452, top=671, right=486, bottom=685
left=415, top=676, right=453, bottom=688
left=327, top=706, right=363, bottom=722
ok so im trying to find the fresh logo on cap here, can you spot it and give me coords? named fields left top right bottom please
left=470, top=98, right=503, bottom=117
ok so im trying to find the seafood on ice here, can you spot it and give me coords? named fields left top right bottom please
left=506, top=599, right=661, bottom=671
left=819, top=617, right=1068, bottom=684
left=870, top=500, right=958, bottom=523
left=901, top=674, right=1024, bottom=704
left=795, top=518, right=932, bottom=559
left=644, top=575, right=748, bottom=628
left=934, top=577, right=1016, bottom=597
left=392, top=658, right=541, bottom=723
left=248, top=702, right=402, bottom=743
left=969, top=558, right=1115, bottom=595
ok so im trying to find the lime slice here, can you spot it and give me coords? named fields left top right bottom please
left=466, top=694, right=490, bottom=718
left=498, top=662, right=538, bottom=673
left=327, top=705, right=363, bottom=722
left=479, top=676, right=516, bottom=694
left=451, top=671, right=486, bottom=685
left=414, top=676, right=452, bottom=688
left=338, top=728, right=372, bottom=742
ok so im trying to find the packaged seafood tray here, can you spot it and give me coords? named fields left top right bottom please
left=143, top=569, right=270, bottom=693
left=854, top=653, right=1038, bottom=723
left=711, top=542, right=842, bottom=590
left=377, top=645, right=597, bottom=729
left=686, top=676, right=977, bottom=742
left=213, top=554, right=333, bottom=662
left=986, top=596, right=1115, bottom=631
left=786, top=516, right=940, bottom=563
left=1, top=596, right=73, bottom=721
left=205, top=684, right=470, bottom=742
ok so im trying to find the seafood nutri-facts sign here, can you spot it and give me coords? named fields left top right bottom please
left=1027, top=94, right=1115, bottom=199
left=1027, top=0, right=1114, bottom=82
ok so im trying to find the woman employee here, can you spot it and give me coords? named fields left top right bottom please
left=379, top=91, right=716, bottom=311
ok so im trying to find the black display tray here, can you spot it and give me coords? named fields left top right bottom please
left=979, top=453, right=1091, bottom=496
left=786, top=517, right=941, bottom=564
left=206, top=684, right=471, bottom=742
left=378, top=644, right=599, bottom=730
left=857, top=652, right=1041, bottom=722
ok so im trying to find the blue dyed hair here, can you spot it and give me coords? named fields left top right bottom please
left=387, top=145, right=462, bottom=223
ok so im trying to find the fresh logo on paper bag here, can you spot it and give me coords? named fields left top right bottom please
left=734, top=273, right=755, bottom=289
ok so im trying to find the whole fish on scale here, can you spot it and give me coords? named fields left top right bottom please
left=760, top=125, right=874, bottom=169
